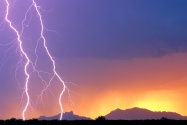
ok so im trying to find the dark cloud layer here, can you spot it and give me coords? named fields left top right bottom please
left=40, top=0, right=187, bottom=59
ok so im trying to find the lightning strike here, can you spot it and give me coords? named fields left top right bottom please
left=5, top=0, right=30, bottom=121
left=2, top=0, right=69, bottom=121
left=32, top=0, right=67, bottom=120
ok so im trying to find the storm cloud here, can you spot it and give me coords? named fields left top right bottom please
left=41, top=0, right=187, bottom=59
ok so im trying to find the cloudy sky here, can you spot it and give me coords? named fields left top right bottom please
left=1, top=0, right=187, bottom=119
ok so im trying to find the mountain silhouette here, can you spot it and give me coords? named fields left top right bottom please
left=38, top=107, right=187, bottom=120
left=38, top=111, right=91, bottom=120
left=105, top=107, right=187, bottom=120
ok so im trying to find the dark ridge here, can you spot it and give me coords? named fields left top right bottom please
left=38, top=111, right=92, bottom=120
left=105, top=107, right=187, bottom=120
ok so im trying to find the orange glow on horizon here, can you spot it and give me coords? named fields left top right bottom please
left=133, top=90, right=181, bottom=113
left=2, top=53, right=187, bottom=120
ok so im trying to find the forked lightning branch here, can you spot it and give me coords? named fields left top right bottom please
left=2, top=0, right=68, bottom=120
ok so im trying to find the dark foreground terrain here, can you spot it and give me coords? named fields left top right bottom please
left=0, top=120, right=187, bottom=125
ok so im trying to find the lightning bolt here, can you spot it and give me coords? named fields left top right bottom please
left=31, top=0, right=67, bottom=120
left=5, top=0, right=31, bottom=121
left=3, top=0, right=68, bottom=120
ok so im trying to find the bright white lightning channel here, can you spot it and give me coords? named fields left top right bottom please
left=5, top=0, right=30, bottom=121
left=32, top=0, right=67, bottom=121
left=4, top=0, right=68, bottom=120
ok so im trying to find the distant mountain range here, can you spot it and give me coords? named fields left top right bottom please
left=105, top=107, right=187, bottom=120
left=38, top=111, right=91, bottom=120
left=38, top=107, right=187, bottom=120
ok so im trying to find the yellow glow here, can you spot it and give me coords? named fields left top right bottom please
left=87, top=90, right=138, bottom=118
left=90, top=92, right=126, bottom=118
left=133, top=90, right=180, bottom=113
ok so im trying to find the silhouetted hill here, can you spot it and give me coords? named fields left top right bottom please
left=105, top=107, right=187, bottom=120
left=38, top=111, right=92, bottom=120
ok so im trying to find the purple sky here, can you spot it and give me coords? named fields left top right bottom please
left=1, top=0, right=187, bottom=119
